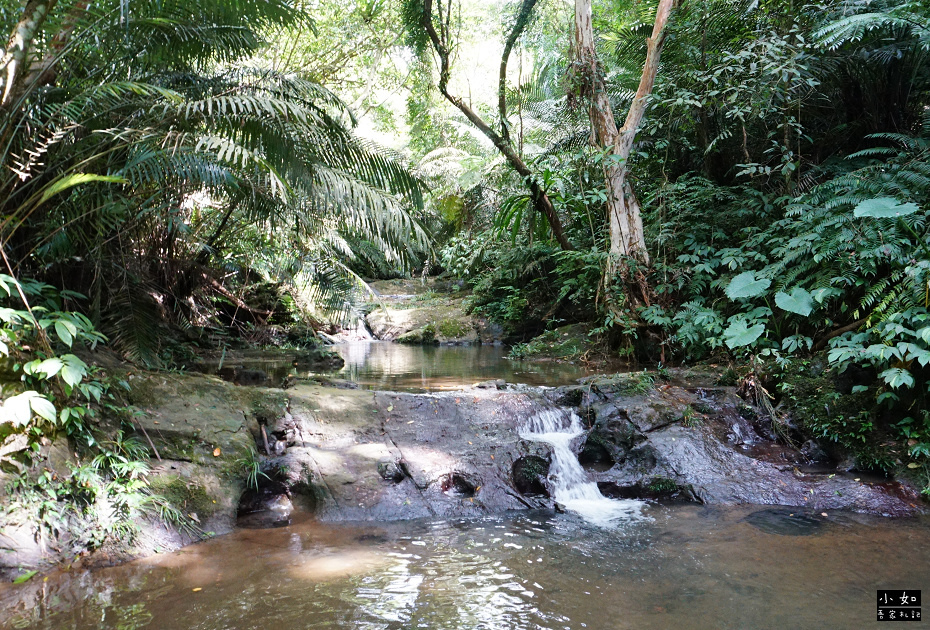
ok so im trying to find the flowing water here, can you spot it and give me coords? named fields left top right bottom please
left=519, top=409, right=644, bottom=527
left=2, top=507, right=929, bottom=629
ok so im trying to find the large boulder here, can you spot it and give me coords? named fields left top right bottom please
left=274, top=383, right=554, bottom=521
left=364, top=278, right=498, bottom=344
left=564, top=374, right=922, bottom=516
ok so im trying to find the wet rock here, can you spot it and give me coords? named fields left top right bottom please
left=512, top=456, right=550, bottom=496
left=441, top=472, right=479, bottom=498
left=598, top=477, right=691, bottom=502
left=571, top=381, right=922, bottom=516
left=744, top=507, right=826, bottom=536
left=275, top=383, right=558, bottom=521
left=378, top=460, right=406, bottom=483
left=237, top=483, right=294, bottom=529
left=800, top=439, right=830, bottom=463
left=578, top=437, right=614, bottom=471
left=474, top=379, right=506, bottom=389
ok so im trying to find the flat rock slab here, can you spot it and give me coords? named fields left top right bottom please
left=282, top=384, right=551, bottom=521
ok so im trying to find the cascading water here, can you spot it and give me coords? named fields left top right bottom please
left=520, top=409, right=644, bottom=527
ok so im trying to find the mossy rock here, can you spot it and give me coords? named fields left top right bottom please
left=149, top=474, right=218, bottom=517
left=437, top=318, right=472, bottom=339
left=396, top=324, right=437, bottom=345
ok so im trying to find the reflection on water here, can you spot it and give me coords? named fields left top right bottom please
left=200, top=343, right=597, bottom=392
left=4, top=506, right=929, bottom=629
left=327, top=342, right=594, bottom=391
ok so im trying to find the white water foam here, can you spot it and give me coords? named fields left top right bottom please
left=520, top=409, right=644, bottom=527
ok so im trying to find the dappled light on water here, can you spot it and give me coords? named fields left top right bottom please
left=326, top=342, right=597, bottom=391
left=4, top=509, right=930, bottom=629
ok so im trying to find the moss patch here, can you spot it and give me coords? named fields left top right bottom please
left=437, top=318, right=472, bottom=339
left=149, top=474, right=217, bottom=517
left=396, top=324, right=437, bottom=345
left=647, top=476, right=679, bottom=495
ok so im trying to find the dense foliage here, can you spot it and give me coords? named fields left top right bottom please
left=2, top=0, right=930, bottom=501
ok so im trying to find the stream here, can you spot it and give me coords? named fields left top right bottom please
left=198, top=342, right=597, bottom=391
left=2, top=507, right=928, bottom=629
left=2, top=343, right=926, bottom=629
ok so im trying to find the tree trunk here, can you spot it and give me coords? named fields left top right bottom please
left=573, top=0, right=679, bottom=266
left=421, top=0, right=573, bottom=251
left=1, top=0, right=58, bottom=109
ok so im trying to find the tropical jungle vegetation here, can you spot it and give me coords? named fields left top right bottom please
left=1, top=0, right=929, bottom=551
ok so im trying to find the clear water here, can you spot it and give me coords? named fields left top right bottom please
left=520, top=409, right=644, bottom=527
left=201, top=342, right=597, bottom=392
left=331, top=342, right=597, bottom=391
left=2, top=506, right=927, bottom=630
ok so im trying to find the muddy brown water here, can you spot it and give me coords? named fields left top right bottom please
left=2, top=506, right=928, bottom=629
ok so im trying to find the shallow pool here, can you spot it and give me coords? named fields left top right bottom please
left=2, top=505, right=926, bottom=629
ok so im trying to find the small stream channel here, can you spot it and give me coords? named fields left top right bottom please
left=2, top=344, right=926, bottom=629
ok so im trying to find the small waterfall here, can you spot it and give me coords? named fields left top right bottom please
left=520, top=409, right=643, bottom=527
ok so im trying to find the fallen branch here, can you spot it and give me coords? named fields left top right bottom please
left=812, top=318, right=867, bottom=352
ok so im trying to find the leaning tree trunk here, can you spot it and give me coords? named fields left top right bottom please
left=573, top=0, right=679, bottom=267
left=1, top=0, right=58, bottom=110
left=421, top=0, right=572, bottom=251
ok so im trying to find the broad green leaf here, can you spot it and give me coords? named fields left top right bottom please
left=918, top=327, right=930, bottom=344
left=774, top=287, right=815, bottom=317
left=60, top=364, right=85, bottom=387
left=810, top=287, right=841, bottom=304
left=725, top=272, right=771, bottom=299
left=38, top=174, right=128, bottom=205
left=0, top=307, right=23, bottom=323
left=827, top=347, right=858, bottom=364
left=864, top=344, right=902, bottom=362
left=34, top=358, right=63, bottom=378
left=724, top=319, right=766, bottom=348
left=879, top=368, right=915, bottom=389
left=853, top=197, right=920, bottom=218
left=30, top=396, right=57, bottom=422
left=0, top=392, right=34, bottom=427
left=60, top=355, right=87, bottom=387
left=54, top=320, right=76, bottom=347
left=901, top=344, right=930, bottom=367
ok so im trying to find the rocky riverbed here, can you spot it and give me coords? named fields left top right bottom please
left=0, top=366, right=922, bottom=581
